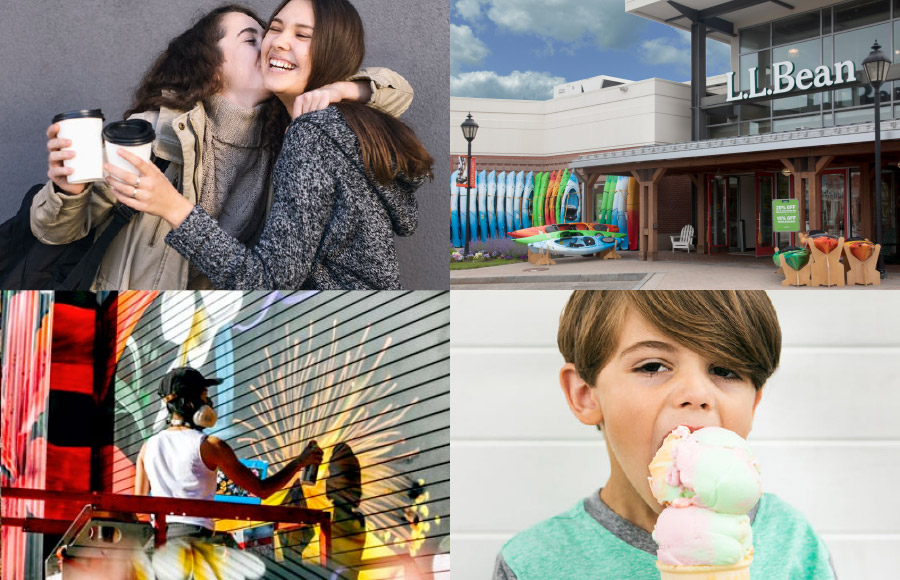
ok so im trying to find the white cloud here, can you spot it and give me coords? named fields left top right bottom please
left=451, top=70, right=565, bottom=100
left=638, top=36, right=691, bottom=67
left=455, top=0, right=484, bottom=21
left=482, top=0, right=643, bottom=49
left=638, top=29, right=733, bottom=76
left=451, top=24, right=490, bottom=74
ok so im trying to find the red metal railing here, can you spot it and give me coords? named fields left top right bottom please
left=1, top=486, right=331, bottom=566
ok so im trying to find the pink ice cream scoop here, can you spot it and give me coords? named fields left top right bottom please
left=649, top=426, right=761, bottom=568
left=652, top=505, right=753, bottom=566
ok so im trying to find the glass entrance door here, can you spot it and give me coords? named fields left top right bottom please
left=820, top=170, right=847, bottom=237
left=755, top=173, right=775, bottom=257
left=708, top=176, right=728, bottom=252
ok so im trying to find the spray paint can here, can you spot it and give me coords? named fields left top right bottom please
left=301, top=462, right=319, bottom=485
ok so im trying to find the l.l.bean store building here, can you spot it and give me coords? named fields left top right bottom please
left=450, top=0, right=900, bottom=262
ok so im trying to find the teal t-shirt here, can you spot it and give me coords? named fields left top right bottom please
left=498, top=492, right=835, bottom=580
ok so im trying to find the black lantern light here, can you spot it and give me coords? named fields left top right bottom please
left=863, top=41, right=892, bottom=278
left=460, top=113, right=479, bottom=258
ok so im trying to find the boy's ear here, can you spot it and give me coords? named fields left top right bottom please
left=559, top=362, right=604, bottom=426
left=752, top=387, right=764, bottom=414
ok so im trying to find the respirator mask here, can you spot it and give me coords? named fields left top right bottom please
left=158, top=367, right=223, bottom=430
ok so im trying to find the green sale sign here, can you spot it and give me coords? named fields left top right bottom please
left=773, top=199, right=800, bottom=232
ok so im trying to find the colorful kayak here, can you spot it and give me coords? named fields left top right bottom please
left=451, top=169, right=461, bottom=247
left=626, top=176, right=639, bottom=250
left=615, top=177, right=628, bottom=247
left=845, top=239, right=875, bottom=262
left=487, top=170, right=498, bottom=239
left=554, top=169, right=569, bottom=224
left=505, top=171, right=516, bottom=233
left=781, top=248, right=811, bottom=271
left=523, top=171, right=534, bottom=229
left=475, top=170, right=487, bottom=242
left=532, top=172, right=545, bottom=227
left=512, top=171, right=524, bottom=231
left=809, top=233, right=839, bottom=254
left=509, top=222, right=619, bottom=239
left=529, top=234, right=618, bottom=256
left=562, top=173, right=579, bottom=223
left=513, top=229, right=625, bottom=245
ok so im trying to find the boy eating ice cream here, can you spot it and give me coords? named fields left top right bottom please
left=493, top=291, right=835, bottom=580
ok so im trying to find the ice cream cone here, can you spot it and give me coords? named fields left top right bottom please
left=656, top=557, right=751, bottom=580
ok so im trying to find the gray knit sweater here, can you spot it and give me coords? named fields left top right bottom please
left=165, top=106, right=420, bottom=289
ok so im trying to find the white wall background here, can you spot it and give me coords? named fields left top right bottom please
left=451, top=290, right=900, bottom=580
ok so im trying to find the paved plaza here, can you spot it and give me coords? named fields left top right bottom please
left=450, top=251, right=900, bottom=290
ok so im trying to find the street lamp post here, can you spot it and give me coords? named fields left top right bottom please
left=862, top=40, right=892, bottom=278
left=460, top=113, right=479, bottom=258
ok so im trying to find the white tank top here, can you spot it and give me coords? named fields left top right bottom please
left=143, top=428, right=217, bottom=529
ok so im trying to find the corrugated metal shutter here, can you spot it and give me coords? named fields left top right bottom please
left=110, top=290, right=449, bottom=579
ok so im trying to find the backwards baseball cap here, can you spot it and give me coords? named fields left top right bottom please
left=158, top=367, right=223, bottom=399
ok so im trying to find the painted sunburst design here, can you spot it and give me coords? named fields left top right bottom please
left=233, top=320, right=424, bottom=562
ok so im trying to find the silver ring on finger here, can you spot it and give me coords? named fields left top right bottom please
left=132, top=186, right=138, bottom=199
left=135, top=176, right=141, bottom=188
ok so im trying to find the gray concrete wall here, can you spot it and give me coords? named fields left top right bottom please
left=0, top=0, right=449, bottom=289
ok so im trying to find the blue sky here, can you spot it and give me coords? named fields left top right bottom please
left=451, top=0, right=732, bottom=100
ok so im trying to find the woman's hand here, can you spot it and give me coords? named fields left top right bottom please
left=291, top=80, right=372, bottom=118
left=46, top=123, right=86, bottom=195
left=298, top=440, right=324, bottom=467
left=105, top=149, right=194, bottom=228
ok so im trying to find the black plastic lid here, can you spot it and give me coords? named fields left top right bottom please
left=102, top=119, right=155, bottom=146
left=52, top=109, right=104, bottom=123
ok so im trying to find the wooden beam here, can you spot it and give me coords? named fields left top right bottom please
left=814, top=155, right=835, bottom=174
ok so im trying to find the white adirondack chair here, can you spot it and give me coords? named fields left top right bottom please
left=670, top=225, right=695, bottom=253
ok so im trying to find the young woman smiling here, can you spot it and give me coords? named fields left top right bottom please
left=108, top=0, right=434, bottom=289
left=32, top=3, right=413, bottom=290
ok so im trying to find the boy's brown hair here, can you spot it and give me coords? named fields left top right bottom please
left=558, top=291, right=781, bottom=389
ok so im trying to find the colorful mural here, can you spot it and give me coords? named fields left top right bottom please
left=1, top=291, right=449, bottom=580
left=110, top=291, right=450, bottom=579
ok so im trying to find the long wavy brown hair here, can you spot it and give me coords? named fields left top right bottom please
left=266, top=0, right=434, bottom=185
left=125, top=4, right=287, bottom=153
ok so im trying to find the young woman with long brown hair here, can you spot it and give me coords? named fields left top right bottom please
left=108, top=0, right=434, bottom=289
left=32, top=3, right=413, bottom=290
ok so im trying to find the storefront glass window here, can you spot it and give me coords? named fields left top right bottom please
left=834, top=0, right=889, bottom=32
left=773, top=11, right=821, bottom=46
left=740, top=120, right=772, bottom=135
left=758, top=175, right=774, bottom=251
left=741, top=23, right=771, bottom=52
left=850, top=171, right=862, bottom=238
left=740, top=51, right=771, bottom=92
left=772, top=114, right=823, bottom=131
left=821, top=172, right=847, bottom=236
left=773, top=39, right=822, bottom=116
left=824, top=7, right=832, bottom=34
left=833, top=21, right=891, bottom=108
left=834, top=104, right=891, bottom=124
left=881, top=173, right=896, bottom=257
left=709, top=124, right=740, bottom=138
left=710, top=179, right=727, bottom=247
left=775, top=174, right=792, bottom=249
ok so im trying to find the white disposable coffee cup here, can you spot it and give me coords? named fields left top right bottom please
left=103, top=120, right=156, bottom=175
left=53, top=109, right=105, bottom=184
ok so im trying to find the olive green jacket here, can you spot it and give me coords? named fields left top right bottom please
left=30, top=67, right=413, bottom=290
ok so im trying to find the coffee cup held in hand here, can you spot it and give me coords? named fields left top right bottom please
left=53, top=109, right=105, bottom=184
left=103, top=120, right=156, bottom=175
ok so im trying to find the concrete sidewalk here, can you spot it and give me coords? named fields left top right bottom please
left=450, top=251, right=900, bottom=289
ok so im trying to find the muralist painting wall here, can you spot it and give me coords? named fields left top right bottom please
left=108, top=290, right=450, bottom=579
